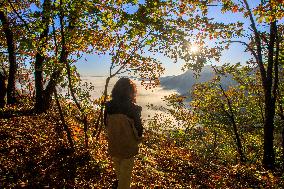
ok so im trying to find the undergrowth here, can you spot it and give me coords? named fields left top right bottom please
left=0, top=105, right=283, bottom=188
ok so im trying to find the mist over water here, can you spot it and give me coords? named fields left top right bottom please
left=81, top=76, right=178, bottom=120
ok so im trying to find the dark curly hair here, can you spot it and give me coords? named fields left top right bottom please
left=111, top=78, right=137, bottom=103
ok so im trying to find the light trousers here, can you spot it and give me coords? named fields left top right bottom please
left=112, top=156, right=135, bottom=189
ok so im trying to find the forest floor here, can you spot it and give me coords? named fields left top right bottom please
left=0, top=107, right=284, bottom=188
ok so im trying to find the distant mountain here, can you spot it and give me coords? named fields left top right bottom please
left=159, top=66, right=235, bottom=96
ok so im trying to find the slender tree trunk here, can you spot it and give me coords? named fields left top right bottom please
left=93, top=76, right=110, bottom=139
left=34, top=0, right=51, bottom=112
left=232, top=120, right=245, bottom=163
left=54, top=89, right=74, bottom=149
left=57, top=0, right=90, bottom=147
left=0, top=70, right=6, bottom=107
left=0, top=10, right=17, bottom=104
left=219, top=84, right=245, bottom=162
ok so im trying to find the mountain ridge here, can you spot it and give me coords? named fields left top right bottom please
left=159, top=65, right=235, bottom=95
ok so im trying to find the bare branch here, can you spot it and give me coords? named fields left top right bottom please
left=109, top=32, right=123, bottom=76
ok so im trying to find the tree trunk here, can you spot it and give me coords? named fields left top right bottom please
left=232, top=119, right=245, bottom=163
left=262, top=19, right=278, bottom=169
left=242, top=1, right=278, bottom=169
left=0, top=10, right=17, bottom=104
left=34, top=54, right=45, bottom=111
left=42, top=70, right=61, bottom=110
left=34, top=0, right=51, bottom=112
left=0, top=70, right=6, bottom=108
left=262, top=96, right=276, bottom=169
left=278, top=103, right=284, bottom=164
left=219, top=84, right=245, bottom=162
left=282, top=127, right=284, bottom=162
left=54, top=89, right=74, bottom=149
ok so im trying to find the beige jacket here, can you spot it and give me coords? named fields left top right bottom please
left=106, top=114, right=142, bottom=159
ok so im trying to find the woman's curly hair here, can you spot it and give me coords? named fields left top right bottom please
left=111, top=78, right=137, bottom=102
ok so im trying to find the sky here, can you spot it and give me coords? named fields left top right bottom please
left=75, top=1, right=276, bottom=77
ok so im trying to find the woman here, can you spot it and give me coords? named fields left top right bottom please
left=104, top=78, right=143, bottom=189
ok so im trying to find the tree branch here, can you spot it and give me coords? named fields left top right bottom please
left=243, top=0, right=266, bottom=85
left=111, top=30, right=153, bottom=77
left=7, top=0, right=31, bottom=33
left=228, top=40, right=258, bottom=62
left=34, top=0, right=51, bottom=111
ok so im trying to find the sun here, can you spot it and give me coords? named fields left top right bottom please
left=190, top=44, right=199, bottom=53
left=189, top=43, right=200, bottom=54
